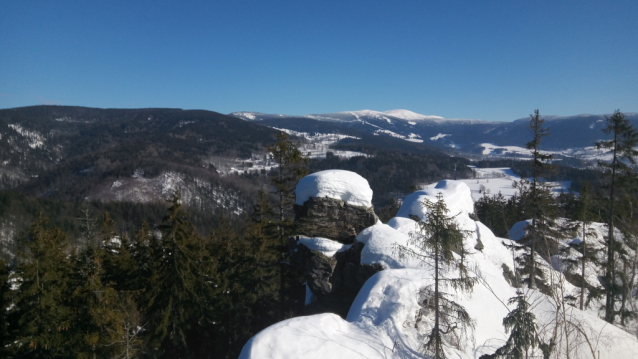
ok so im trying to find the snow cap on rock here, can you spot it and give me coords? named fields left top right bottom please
left=295, top=170, right=373, bottom=208
left=396, top=180, right=474, bottom=220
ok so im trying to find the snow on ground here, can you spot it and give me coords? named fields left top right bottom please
left=375, top=128, right=407, bottom=140
left=419, top=167, right=571, bottom=201
left=272, top=127, right=368, bottom=159
left=7, top=123, right=45, bottom=149
left=398, top=180, right=474, bottom=220
left=406, top=133, right=424, bottom=143
left=93, top=171, right=246, bottom=215
left=208, top=128, right=367, bottom=176
left=295, top=170, right=373, bottom=207
left=480, top=143, right=533, bottom=157
left=382, top=109, right=445, bottom=121
left=480, top=143, right=625, bottom=163
left=240, top=177, right=638, bottom=359
left=430, top=133, right=450, bottom=141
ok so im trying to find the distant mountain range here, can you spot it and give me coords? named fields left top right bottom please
left=230, top=109, right=638, bottom=159
left=2, top=105, right=635, bottom=203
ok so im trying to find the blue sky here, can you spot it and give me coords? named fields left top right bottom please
left=1, top=1, right=636, bottom=121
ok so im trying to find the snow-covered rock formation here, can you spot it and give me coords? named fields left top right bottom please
left=293, top=170, right=378, bottom=243
left=240, top=172, right=638, bottom=359
left=295, top=169, right=373, bottom=208
left=290, top=170, right=381, bottom=315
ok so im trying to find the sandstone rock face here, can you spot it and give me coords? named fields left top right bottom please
left=293, top=197, right=378, bottom=244
left=289, top=238, right=383, bottom=317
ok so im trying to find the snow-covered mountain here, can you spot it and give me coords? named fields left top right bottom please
left=240, top=171, right=638, bottom=359
left=230, top=110, right=638, bottom=161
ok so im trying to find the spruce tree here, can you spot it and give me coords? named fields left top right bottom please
left=267, top=132, right=309, bottom=320
left=596, top=109, right=638, bottom=323
left=9, top=215, right=73, bottom=358
left=480, top=291, right=539, bottom=359
left=141, top=196, right=220, bottom=358
left=0, top=257, right=10, bottom=358
left=397, top=193, right=476, bottom=359
left=128, top=221, right=158, bottom=294
left=615, top=171, right=638, bottom=326
left=513, top=110, right=560, bottom=293
left=243, top=188, right=280, bottom=329
left=68, top=246, right=127, bottom=358
left=572, top=182, right=601, bottom=310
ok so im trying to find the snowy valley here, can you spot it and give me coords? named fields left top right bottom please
left=231, top=109, right=638, bottom=163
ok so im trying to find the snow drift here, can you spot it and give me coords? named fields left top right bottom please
left=240, top=175, right=638, bottom=359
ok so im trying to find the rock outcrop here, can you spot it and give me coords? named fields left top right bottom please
left=293, top=197, right=378, bottom=244
left=289, top=237, right=383, bottom=317
left=289, top=170, right=381, bottom=317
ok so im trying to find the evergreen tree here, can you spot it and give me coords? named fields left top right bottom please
left=0, top=257, right=10, bottom=358
left=205, top=216, right=263, bottom=358
left=141, top=196, right=220, bottom=358
left=596, top=109, right=638, bottom=323
left=68, top=246, right=127, bottom=358
left=397, top=193, right=476, bottom=359
left=243, top=188, right=280, bottom=328
left=615, top=170, right=638, bottom=326
left=267, top=132, right=309, bottom=320
left=480, top=291, right=539, bottom=359
left=97, top=211, right=136, bottom=292
left=128, top=221, right=158, bottom=294
left=9, top=215, right=73, bottom=358
left=513, top=110, right=561, bottom=293
left=572, top=182, right=602, bottom=310
left=267, top=131, right=309, bottom=228
left=526, top=110, right=552, bottom=289
left=474, top=191, right=518, bottom=238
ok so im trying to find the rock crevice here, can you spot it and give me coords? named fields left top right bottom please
left=290, top=195, right=381, bottom=317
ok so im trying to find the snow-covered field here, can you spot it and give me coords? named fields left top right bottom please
left=273, top=127, right=368, bottom=159
left=479, top=143, right=619, bottom=162
left=240, top=171, right=638, bottom=359
left=209, top=128, right=368, bottom=176
left=419, top=167, right=570, bottom=201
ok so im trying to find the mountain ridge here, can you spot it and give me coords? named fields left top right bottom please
left=230, top=109, right=638, bottom=156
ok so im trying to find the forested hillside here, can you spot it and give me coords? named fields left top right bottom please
left=1, top=107, right=637, bottom=358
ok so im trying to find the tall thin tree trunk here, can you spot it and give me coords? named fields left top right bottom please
left=434, top=240, right=441, bottom=359
left=278, top=153, right=285, bottom=321
left=530, top=142, right=538, bottom=290
left=580, top=220, right=587, bottom=311
left=605, top=130, right=618, bottom=323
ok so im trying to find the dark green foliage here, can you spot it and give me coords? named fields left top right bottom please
left=571, top=182, right=603, bottom=310
left=596, top=110, right=638, bottom=323
left=501, top=264, right=519, bottom=288
left=510, top=180, right=560, bottom=295
left=9, top=216, right=73, bottom=358
left=0, top=189, right=245, bottom=261
left=480, top=291, right=539, bottom=359
left=267, top=132, right=309, bottom=321
left=474, top=192, right=521, bottom=238
left=396, top=193, right=476, bottom=359
left=67, top=247, right=129, bottom=358
left=140, top=197, right=220, bottom=358
left=513, top=111, right=562, bottom=292
left=0, top=258, right=10, bottom=357
left=268, top=132, right=309, bottom=222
